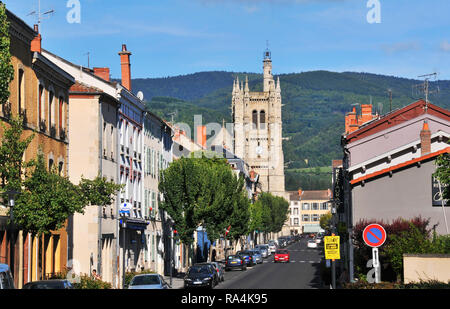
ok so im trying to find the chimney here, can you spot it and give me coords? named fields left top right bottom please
left=30, top=24, right=42, bottom=53
left=250, top=170, right=255, bottom=181
left=93, top=67, right=110, bottom=82
left=298, top=188, right=303, bottom=197
left=197, top=125, right=206, bottom=149
left=420, top=120, right=431, bottom=155
left=118, top=44, right=132, bottom=91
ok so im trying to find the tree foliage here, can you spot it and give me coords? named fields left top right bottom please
left=0, top=1, right=14, bottom=106
left=0, top=115, right=34, bottom=196
left=257, top=192, right=289, bottom=234
left=158, top=154, right=251, bottom=245
left=434, top=153, right=450, bottom=201
left=14, top=151, right=85, bottom=235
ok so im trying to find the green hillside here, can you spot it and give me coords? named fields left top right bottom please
left=139, top=71, right=450, bottom=191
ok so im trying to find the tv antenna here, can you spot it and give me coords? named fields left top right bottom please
left=412, top=72, right=439, bottom=110
left=27, top=0, right=54, bottom=32
left=387, top=89, right=392, bottom=112
left=84, top=52, right=90, bottom=68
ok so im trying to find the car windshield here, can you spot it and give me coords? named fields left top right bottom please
left=130, top=275, right=160, bottom=286
left=25, top=281, right=65, bottom=289
left=189, top=266, right=211, bottom=274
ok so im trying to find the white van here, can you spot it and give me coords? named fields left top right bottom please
left=0, top=264, right=15, bottom=289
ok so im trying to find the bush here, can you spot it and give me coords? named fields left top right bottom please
left=343, top=279, right=450, bottom=289
left=72, top=274, right=112, bottom=289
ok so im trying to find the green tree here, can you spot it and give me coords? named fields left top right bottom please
left=0, top=115, right=34, bottom=200
left=320, top=212, right=332, bottom=231
left=434, top=153, right=449, bottom=201
left=14, top=151, right=85, bottom=235
left=258, top=192, right=289, bottom=234
left=0, top=1, right=14, bottom=106
left=78, top=174, right=124, bottom=208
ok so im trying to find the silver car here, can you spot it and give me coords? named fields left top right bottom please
left=128, top=274, right=170, bottom=289
left=255, top=245, right=269, bottom=258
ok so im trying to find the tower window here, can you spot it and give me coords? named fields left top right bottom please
left=252, top=110, right=258, bottom=129
left=260, top=110, right=266, bottom=130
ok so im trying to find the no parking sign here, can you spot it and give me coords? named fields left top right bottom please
left=363, top=224, right=387, bottom=248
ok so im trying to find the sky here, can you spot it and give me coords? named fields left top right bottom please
left=3, top=0, right=450, bottom=80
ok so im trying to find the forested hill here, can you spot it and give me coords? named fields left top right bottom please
left=130, top=71, right=450, bottom=191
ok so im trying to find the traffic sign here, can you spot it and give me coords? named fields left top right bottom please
left=324, top=235, right=340, bottom=260
left=363, top=224, right=387, bottom=248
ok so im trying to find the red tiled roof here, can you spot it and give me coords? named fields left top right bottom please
left=344, top=100, right=450, bottom=144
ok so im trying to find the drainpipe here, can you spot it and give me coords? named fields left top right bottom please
left=98, top=100, right=103, bottom=277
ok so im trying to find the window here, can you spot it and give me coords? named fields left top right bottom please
left=312, top=214, right=319, bottom=222
left=259, top=110, right=266, bottom=129
left=302, top=203, right=310, bottom=210
left=48, top=159, right=54, bottom=171
left=321, top=202, right=328, bottom=210
left=252, top=110, right=258, bottom=129
left=294, top=218, right=299, bottom=226
left=312, top=203, right=319, bottom=210
left=58, top=162, right=63, bottom=175
left=48, top=91, right=54, bottom=127
left=18, top=69, right=24, bottom=113
left=58, top=97, right=64, bottom=132
left=302, top=214, right=310, bottom=222
left=38, top=85, right=44, bottom=123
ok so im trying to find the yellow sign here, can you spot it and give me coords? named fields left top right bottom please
left=324, top=236, right=340, bottom=260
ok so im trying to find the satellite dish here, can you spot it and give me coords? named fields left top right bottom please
left=137, top=91, right=144, bottom=101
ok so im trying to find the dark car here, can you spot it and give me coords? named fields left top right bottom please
left=0, top=264, right=15, bottom=289
left=22, top=279, right=73, bottom=289
left=210, top=261, right=225, bottom=282
left=184, top=264, right=217, bottom=289
left=236, top=251, right=255, bottom=266
left=225, top=255, right=247, bottom=271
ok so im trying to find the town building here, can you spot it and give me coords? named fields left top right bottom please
left=0, top=10, right=74, bottom=288
left=290, top=189, right=332, bottom=234
left=340, top=99, right=450, bottom=281
left=142, top=111, right=173, bottom=276
left=41, top=49, right=121, bottom=287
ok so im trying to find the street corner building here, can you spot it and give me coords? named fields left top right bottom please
left=0, top=9, right=75, bottom=288
left=341, top=100, right=450, bottom=235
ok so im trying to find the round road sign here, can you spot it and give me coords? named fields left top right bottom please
left=363, top=224, right=387, bottom=248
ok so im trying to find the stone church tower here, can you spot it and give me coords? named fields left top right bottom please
left=232, top=49, right=286, bottom=197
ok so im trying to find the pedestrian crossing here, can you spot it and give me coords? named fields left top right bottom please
left=261, top=260, right=321, bottom=264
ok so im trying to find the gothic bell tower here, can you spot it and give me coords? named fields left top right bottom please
left=232, top=48, right=285, bottom=197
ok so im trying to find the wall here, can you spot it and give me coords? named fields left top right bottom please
left=352, top=160, right=450, bottom=235
left=403, top=254, right=450, bottom=284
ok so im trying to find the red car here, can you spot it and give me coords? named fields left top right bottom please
left=274, top=249, right=290, bottom=263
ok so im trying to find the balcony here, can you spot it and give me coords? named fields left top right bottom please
left=50, top=125, right=56, bottom=138
left=39, top=119, right=46, bottom=132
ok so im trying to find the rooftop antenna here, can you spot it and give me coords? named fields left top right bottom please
left=27, top=0, right=54, bottom=33
left=387, top=89, right=392, bottom=112
left=84, top=52, right=90, bottom=68
left=413, top=72, right=439, bottom=111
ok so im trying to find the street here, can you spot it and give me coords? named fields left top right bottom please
left=216, top=238, right=324, bottom=289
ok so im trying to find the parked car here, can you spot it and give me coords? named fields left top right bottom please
left=248, top=249, right=263, bottom=264
left=268, top=241, right=277, bottom=253
left=237, top=251, right=255, bottom=266
left=0, top=264, right=15, bottom=289
left=184, top=264, right=217, bottom=289
left=22, top=279, right=73, bottom=289
left=255, top=245, right=269, bottom=258
left=274, top=249, right=290, bottom=263
left=225, top=255, right=247, bottom=271
left=209, top=262, right=225, bottom=283
left=307, top=239, right=318, bottom=248
left=128, top=274, right=170, bottom=289
left=315, top=237, right=322, bottom=244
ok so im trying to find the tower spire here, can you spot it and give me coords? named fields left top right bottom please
left=245, top=75, right=249, bottom=92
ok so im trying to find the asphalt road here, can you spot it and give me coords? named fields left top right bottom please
left=216, top=238, right=324, bottom=289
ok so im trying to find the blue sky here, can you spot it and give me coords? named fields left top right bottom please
left=4, top=0, right=450, bottom=80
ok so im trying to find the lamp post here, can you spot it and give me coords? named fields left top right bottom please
left=6, top=189, right=20, bottom=223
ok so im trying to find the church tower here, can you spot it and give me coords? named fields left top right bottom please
left=232, top=48, right=285, bottom=197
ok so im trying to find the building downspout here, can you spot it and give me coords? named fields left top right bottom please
left=98, top=100, right=103, bottom=277
left=115, top=102, right=120, bottom=288
left=343, top=145, right=354, bottom=283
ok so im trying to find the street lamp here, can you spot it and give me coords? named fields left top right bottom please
left=5, top=189, right=20, bottom=223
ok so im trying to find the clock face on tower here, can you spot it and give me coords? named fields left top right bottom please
left=256, top=146, right=263, bottom=155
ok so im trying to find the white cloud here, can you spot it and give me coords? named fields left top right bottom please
left=381, top=42, right=421, bottom=55
left=440, top=40, right=450, bottom=52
